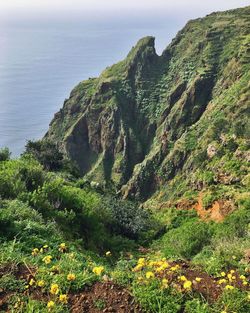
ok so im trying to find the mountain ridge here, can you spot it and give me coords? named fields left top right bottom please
left=46, top=5, right=250, bottom=206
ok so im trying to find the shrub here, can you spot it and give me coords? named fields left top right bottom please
left=25, top=139, right=80, bottom=175
left=161, top=220, right=211, bottom=259
left=101, top=197, right=151, bottom=240
left=0, top=200, right=62, bottom=251
left=0, top=274, right=25, bottom=292
left=0, top=147, right=11, bottom=161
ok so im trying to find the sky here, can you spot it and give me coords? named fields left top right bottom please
left=0, top=0, right=249, bottom=17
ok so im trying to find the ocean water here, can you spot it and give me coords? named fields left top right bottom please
left=0, top=14, right=185, bottom=156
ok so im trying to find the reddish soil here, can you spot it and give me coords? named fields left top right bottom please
left=0, top=263, right=36, bottom=312
left=0, top=264, right=143, bottom=313
left=1, top=260, right=249, bottom=312
left=70, top=282, right=143, bottom=313
left=157, top=260, right=249, bottom=302
left=175, top=193, right=235, bottom=222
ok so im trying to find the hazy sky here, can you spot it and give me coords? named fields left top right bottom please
left=0, top=0, right=249, bottom=15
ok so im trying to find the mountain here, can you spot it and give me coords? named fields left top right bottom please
left=46, top=6, right=250, bottom=210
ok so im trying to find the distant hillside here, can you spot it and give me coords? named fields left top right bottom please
left=46, top=6, right=250, bottom=214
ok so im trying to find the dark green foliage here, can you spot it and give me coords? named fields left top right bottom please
left=0, top=273, right=25, bottom=292
left=0, top=147, right=11, bottom=161
left=25, top=139, right=64, bottom=171
left=100, top=197, right=151, bottom=240
left=25, top=139, right=80, bottom=176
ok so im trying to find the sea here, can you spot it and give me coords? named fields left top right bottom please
left=0, top=7, right=229, bottom=155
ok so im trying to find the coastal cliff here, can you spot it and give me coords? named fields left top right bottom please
left=46, top=6, right=250, bottom=203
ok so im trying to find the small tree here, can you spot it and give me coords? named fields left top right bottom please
left=0, top=147, right=11, bottom=161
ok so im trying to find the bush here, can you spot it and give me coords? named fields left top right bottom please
left=0, top=147, right=11, bottom=161
left=101, top=197, right=151, bottom=240
left=25, top=139, right=65, bottom=171
left=0, top=273, right=25, bottom=292
left=161, top=220, right=211, bottom=259
left=25, top=139, right=80, bottom=176
left=0, top=200, right=62, bottom=251
left=193, top=207, right=250, bottom=274
left=0, top=156, right=44, bottom=199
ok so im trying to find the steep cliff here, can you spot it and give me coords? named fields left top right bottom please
left=46, top=6, right=250, bottom=205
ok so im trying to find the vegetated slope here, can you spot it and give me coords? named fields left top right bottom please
left=46, top=6, right=250, bottom=210
left=1, top=6, right=250, bottom=313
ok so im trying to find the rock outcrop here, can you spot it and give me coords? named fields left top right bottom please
left=45, top=6, right=250, bottom=202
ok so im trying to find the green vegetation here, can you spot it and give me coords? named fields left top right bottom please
left=1, top=5, right=250, bottom=313
left=0, top=150, right=249, bottom=312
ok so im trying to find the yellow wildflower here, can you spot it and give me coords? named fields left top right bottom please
left=67, top=273, right=76, bottom=281
left=37, top=280, right=45, bottom=287
left=31, top=248, right=39, bottom=256
left=179, top=275, right=187, bottom=281
left=230, top=270, right=235, bottom=274
left=138, top=258, right=146, bottom=265
left=50, top=283, right=59, bottom=295
left=59, top=294, right=68, bottom=304
left=225, top=285, right=234, bottom=290
left=156, top=262, right=169, bottom=272
left=92, top=266, right=104, bottom=276
left=240, top=275, right=246, bottom=280
left=137, top=276, right=143, bottom=282
left=148, top=261, right=157, bottom=267
left=43, top=244, right=49, bottom=249
left=105, top=251, right=112, bottom=257
left=29, top=278, right=36, bottom=286
left=59, top=243, right=67, bottom=253
left=51, top=265, right=59, bottom=273
left=161, top=278, right=169, bottom=289
left=42, top=255, right=52, bottom=264
left=40, top=248, right=44, bottom=253
left=170, top=265, right=180, bottom=271
left=218, top=279, right=227, bottom=284
left=220, top=272, right=226, bottom=277
left=195, top=277, right=202, bottom=282
left=227, top=273, right=232, bottom=281
left=183, top=280, right=192, bottom=290
left=133, top=264, right=143, bottom=272
left=47, top=301, right=55, bottom=309
left=243, top=281, right=248, bottom=286
left=146, top=271, right=155, bottom=279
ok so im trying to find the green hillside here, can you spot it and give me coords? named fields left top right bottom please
left=0, top=6, right=250, bottom=313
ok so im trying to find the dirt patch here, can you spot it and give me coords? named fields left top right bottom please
left=156, top=260, right=249, bottom=302
left=175, top=193, right=235, bottom=222
left=0, top=262, right=143, bottom=313
left=70, top=282, right=143, bottom=313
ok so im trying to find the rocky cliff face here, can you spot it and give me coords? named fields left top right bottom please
left=46, top=6, right=250, bottom=204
